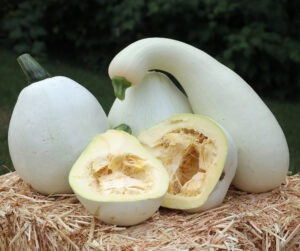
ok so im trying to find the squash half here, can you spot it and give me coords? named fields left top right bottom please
left=138, top=114, right=237, bottom=211
left=69, top=130, right=169, bottom=226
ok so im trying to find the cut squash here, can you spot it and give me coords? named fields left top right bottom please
left=69, top=130, right=169, bottom=226
left=138, top=114, right=237, bottom=211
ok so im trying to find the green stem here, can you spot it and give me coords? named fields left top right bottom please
left=112, top=77, right=132, bottom=100
left=17, top=53, right=51, bottom=84
left=113, top=124, right=132, bottom=135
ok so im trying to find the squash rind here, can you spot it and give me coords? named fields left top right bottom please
left=108, top=72, right=192, bottom=135
left=8, top=76, right=109, bottom=195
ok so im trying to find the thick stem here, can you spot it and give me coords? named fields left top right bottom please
left=17, top=53, right=51, bottom=84
left=112, top=77, right=132, bottom=100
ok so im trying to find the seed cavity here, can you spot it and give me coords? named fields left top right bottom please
left=153, top=128, right=217, bottom=197
left=89, top=154, right=153, bottom=196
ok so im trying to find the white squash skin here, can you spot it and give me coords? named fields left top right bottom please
left=108, top=37, right=289, bottom=193
left=8, top=76, right=109, bottom=195
left=108, top=72, right=192, bottom=135
left=76, top=195, right=163, bottom=226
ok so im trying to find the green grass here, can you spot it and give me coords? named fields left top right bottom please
left=264, top=100, right=300, bottom=175
left=0, top=48, right=299, bottom=175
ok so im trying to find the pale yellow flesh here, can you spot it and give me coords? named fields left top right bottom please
left=138, top=114, right=228, bottom=210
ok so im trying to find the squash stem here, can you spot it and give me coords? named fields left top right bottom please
left=112, top=77, right=131, bottom=100
left=17, top=53, right=51, bottom=84
left=113, top=124, right=132, bottom=135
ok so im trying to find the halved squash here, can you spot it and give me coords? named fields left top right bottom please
left=138, top=114, right=237, bottom=212
left=69, top=130, right=169, bottom=226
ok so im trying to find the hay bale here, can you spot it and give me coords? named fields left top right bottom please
left=0, top=172, right=299, bottom=250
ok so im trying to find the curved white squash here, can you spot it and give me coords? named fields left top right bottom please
left=138, top=114, right=237, bottom=212
left=69, top=130, right=169, bottom=226
left=108, top=37, right=289, bottom=193
left=8, top=54, right=109, bottom=195
left=108, top=71, right=192, bottom=135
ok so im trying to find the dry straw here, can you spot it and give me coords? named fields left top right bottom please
left=0, top=172, right=299, bottom=250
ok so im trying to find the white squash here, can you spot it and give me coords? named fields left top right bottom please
left=69, top=130, right=169, bottom=226
left=138, top=114, right=237, bottom=211
left=8, top=54, right=109, bottom=195
left=108, top=71, right=192, bottom=135
left=108, top=37, right=289, bottom=193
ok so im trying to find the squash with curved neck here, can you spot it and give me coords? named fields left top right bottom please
left=108, top=37, right=289, bottom=193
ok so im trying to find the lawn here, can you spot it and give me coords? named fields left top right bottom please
left=0, top=48, right=299, bottom=175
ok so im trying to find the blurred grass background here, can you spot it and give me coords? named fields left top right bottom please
left=0, top=0, right=299, bottom=175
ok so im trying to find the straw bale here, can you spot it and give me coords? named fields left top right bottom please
left=0, top=172, right=299, bottom=250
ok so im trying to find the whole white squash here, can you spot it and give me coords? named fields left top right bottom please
left=108, top=37, right=289, bottom=193
left=108, top=71, right=192, bottom=135
left=8, top=54, right=109, bottom=195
